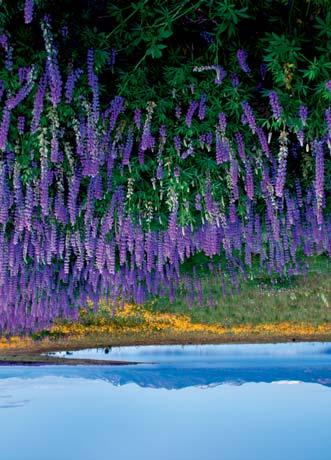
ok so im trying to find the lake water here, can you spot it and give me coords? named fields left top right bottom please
left=1, top=342, right=331, bottom=460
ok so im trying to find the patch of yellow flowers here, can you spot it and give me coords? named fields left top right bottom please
left=1, top=303, right=331, bottom=350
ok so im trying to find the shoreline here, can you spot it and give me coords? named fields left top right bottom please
left=1, top=329, right=331, bottom=366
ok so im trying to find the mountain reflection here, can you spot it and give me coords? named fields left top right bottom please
left=1, top=363, right=331, bottom=389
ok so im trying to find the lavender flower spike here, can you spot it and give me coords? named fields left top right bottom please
left=269, top=91, right=282, bottom=121
left=299, top=105, right=308, bottom=126
left=241, top=101, right=257, bottom=133
left=24, top=0, right=34, bottom=24
left=236, top=49, right=250, bottom=74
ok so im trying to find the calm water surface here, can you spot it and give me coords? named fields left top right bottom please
left=1, top=342, right=331, bottom=460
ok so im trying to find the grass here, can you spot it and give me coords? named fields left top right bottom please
left=146, top=255, right=331, bottom=326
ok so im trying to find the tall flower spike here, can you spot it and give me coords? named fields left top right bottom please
left=236, top=49, right=250, bottom=74
left=241, top=101, right=257, bottom=133
left=31, top=70, right=47, bottom=133
left=41, top=17, right=62, bottom=106
left=275, top=130, right=288, bottom=198
left=299, top=105, right=308, bottom=126
left=87, top=49, right=100, bottom=121
left=185, top=100, right=199, bottom=127
left=24, top=0, right=34, bottom=24
left=313, top=140, right=324, bottom=226
left=269, top=91, right=282, bottom=121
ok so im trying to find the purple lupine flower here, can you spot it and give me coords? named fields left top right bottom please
left=275, top=131, right=288, bottom=198
left=24, top=0, right=34, bottom=24
left=156, top=161, right=164, bottom=180
left=236, top=49, right=250, bottom=74
left=198, top=93, right=207, bottom=120
left=24, top=183, right=34, bottom=231
left=50, top=131, right=60, bottom=163
left=231, top=73, right=239, bottom=87
left=218, top=112, right=227, bottom=134
left=122, top=129, right=133, bottom=166
left=241, top=101, right=257, bottom=133
left=0, top=80, right=4, bottom=101
left=326, top=81, right=331, bottom=92
left=173, top=135, right=181, bottom=155
left=40, top=149, right=49, bottom=216
left=181, top=143, right=193, bottom=159
left=244, top=159, right=254, bottom=200
left=0, top=107, right=11, bottom=151
left=256, top=127, right=271, bottom=159
left=174, top=166, right=180, bottom=178
left=325, top=109, right=331, bottom=137
left=175, top=105, right=181, bottom=119
left=313, top=140, right=324, bottom=226
left=0, top=35, right=12, bottom=71
left=269, top=91, right=282, bottom=120
left=17, top=116, right=25, bottom=134
left=108, top=48, right=117, bottom=70
left=295, top=179, right=303, bottom=208
left=235, top=132, right=246, bottom=160
left=18, top=67, right=30, bottom=84
left=5, top=46, right=13, bottom=71
left=0, top=35, right=8, bottom=49
left=31, top=71, right=47, bottom=133
left=229, top=202, right=237, bottom=224
left=65, top=68, right=82, bottom=103
left=299, top=105, right=308, bottom=126
left=87, top=49, right=100, bottom=121
left=297, top=129, right=304, bottom=147
left=185, top=100, right=199, bottom=127
left=108, top=96, right=124, bottom=132
left=168, top=205, right=178, bottom=241
left=195, top=193, right=202, bottom=211
left=133, top=109, right=141, bottom=129
left=41, top=17, right=62, bottom=106
left=140, top=108, right=155, bottom=154
left=230, top=158, right=239, bottom=201
left=7, top=67, right=36, bottom=110
left=216, top=132, right=230, bottom=164
left=214, top=65, right=227, bottom=85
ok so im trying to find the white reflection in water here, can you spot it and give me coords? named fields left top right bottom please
left=0, top=343, right=331, bottom=460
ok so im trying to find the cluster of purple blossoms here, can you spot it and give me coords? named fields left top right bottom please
left=198, top=94, right=207, bottom=120
left=241, top=101, right=257, bottom=133
left=231, top=73, right=240, bottom=88
left=17, top=116, right=25, bottom=134
left=185, top=100, right=199, bottom=127
left=216, top=132, right=230, bottom=164
left=218, top=112, right=227, bottom=134
left=24, top=0, right=34, bottom=24
left=236, top=49, right=250, bottom=74
left=65, top=68, right=82, bottom=103
left=87, top=49, right=100, bottom=121
left=41, top=17, right=62, bottom=106
left=269, top=91, right=282, bottom=120
left=313, top=140, right=324, bottom=226
left=299, top=105, right=308, bottom=126
left=275, top=131, right=288, bottom=198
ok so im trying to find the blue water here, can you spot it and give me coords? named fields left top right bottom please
left=1, top=343, right=331, bottom=460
